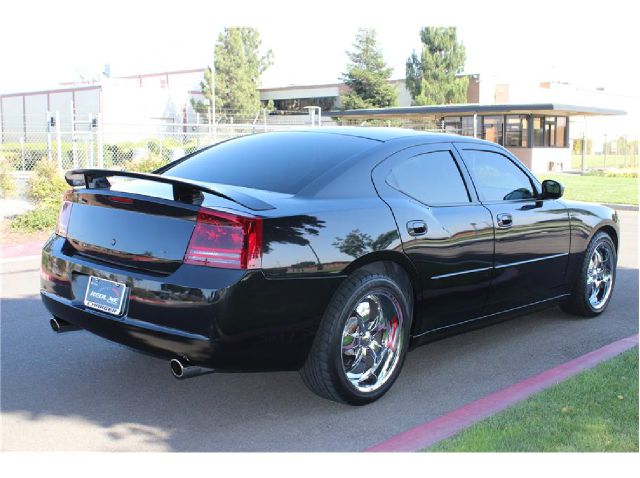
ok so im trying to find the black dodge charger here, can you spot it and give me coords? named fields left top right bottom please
left=41, top=127, right=619, bottom=404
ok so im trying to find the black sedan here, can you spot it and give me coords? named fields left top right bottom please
left=41, top=127, right=619, bottom=405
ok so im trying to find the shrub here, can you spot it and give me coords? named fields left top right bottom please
left=585, top=169, right=638, bottom=178
left=11, top=201, right=60, bottom=232
left=11, top=159, right=67, bottom=233
left=123, top=152, right=167, bottom=173
left=0, top=153, right=16, bottom=198
left=27, top=159, right=68, bottom=203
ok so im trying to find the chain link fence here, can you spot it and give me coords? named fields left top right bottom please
left=2, top=111, right=637, bottom=174
left=0, top=109, right=333, bottom=174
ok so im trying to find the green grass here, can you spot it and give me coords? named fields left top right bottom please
left=572, top=154, right=638, bottom=170
left=539, top=173, right=638, bottom=205
left=427, top=348, right=639, bottom=452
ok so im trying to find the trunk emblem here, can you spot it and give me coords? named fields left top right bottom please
left=111, top=238, right=117, bottom=246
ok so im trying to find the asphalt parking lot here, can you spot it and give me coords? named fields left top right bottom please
left=1, top=209, right=637, bottom=452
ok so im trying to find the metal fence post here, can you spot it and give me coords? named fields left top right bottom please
left=88, top=114, right=94, bottom=167
left=97, top=113, right=104, bottom=168
left=55, top=111, right=62, bottom=171
left=71, top=101, right=78, bottom=168
left=47, top=111, right=53, bottom=162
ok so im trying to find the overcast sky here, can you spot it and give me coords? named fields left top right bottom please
left=1, top=0, right=638, bottom=100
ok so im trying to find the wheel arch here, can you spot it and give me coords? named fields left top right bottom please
left=341, top=251, right=420, bottom=332
left=596, top=224, right=619, bottom=252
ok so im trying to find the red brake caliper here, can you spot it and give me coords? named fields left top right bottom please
left=387, top=316, right=399, bottom=349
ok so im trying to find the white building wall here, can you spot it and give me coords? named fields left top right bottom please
left=1, top=96, right=24, bottom=142
left=392, top=80, right=412, bottom=107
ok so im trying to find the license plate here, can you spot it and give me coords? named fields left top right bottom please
left=84, top=276, right=127, bottom=316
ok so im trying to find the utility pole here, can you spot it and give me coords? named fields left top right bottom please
left=581, top=116, right=587, bottom=173
left=210, top=49, right=216, bottom=144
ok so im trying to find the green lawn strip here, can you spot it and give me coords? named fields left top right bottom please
left=571, top=155, right=639, bottom=170
left=426, top=347, right=638, bottom=452
left=540, top=174, right=638, bottom=205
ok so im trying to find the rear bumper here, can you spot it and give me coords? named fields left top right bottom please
left=40, top=235, right=343, bottom=371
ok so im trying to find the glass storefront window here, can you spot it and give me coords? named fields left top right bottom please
left=482, top=116, right=504, bottom=145
left=461, top=116, right=475, bottom=136
left=533, top=116, right=544, bottom=147
left=505, top=115, right=529, bottom=147
left=442, top=116, right=462, bottom=134
left=556, top=116, right=567, bottom=147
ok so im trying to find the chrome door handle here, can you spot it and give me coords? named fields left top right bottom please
left=496, top=213, right=513, bottom=229
left=407, top=220, right=427, bottom=236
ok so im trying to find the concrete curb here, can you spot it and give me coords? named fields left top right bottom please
left=605, top=204, right=638, bottom=212
left=366, top=334, right=639, bottom=452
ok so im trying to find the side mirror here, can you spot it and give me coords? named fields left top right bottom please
left=541, top=179, right=564, bottom=199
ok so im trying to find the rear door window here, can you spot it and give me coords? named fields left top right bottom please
left=386, top=150, right=470, bottom=205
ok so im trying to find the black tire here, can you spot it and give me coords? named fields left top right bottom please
left=300, top=268, right=413, bottom=405
left=560, top=231, right=617, bottom=317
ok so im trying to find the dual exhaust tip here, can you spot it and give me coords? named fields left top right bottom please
left=49, top=317, right=212, bottom=380
left=50, top=317, right=80, bottom=333
left=170, top=358, right=215, bottom=380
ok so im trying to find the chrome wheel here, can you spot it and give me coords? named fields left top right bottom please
left=586, top=242, right=614, bottom=310
left=341, top=290, right=404, bottom=393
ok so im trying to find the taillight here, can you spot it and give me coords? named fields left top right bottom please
left=56, top=192, right=73, bottom=237
left=184, top=208, right=263, bottom=270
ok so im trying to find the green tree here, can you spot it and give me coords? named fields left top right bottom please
left=192, top=27, right=273, bottom=120
left=340, top=28, right=397, bottom=110
left=406, top=27, right=468, bottom=105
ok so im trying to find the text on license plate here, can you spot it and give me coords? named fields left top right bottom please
left=83, top=276, right=127, bottom=315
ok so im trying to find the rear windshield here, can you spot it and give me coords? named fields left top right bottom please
left=162, top=132, right=376, bottom=194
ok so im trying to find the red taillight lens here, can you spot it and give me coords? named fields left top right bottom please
left=56, top=200, right=73, bottom=237
left=184, top=208, right=263, bottom=270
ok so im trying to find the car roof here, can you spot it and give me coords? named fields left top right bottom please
left=274, top=126, right=486, bottom=144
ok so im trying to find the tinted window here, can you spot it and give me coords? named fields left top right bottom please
left=162, top=132, right=376, bottom=194
left=386, top=150, right=470, bottom=205
left=463, top=150, right=535, bottom=201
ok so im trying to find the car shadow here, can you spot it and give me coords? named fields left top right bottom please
left=1, top=266, right=637, bottom=451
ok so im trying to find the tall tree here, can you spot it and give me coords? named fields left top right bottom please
left=192, top=27, right=272, bottom=119
left=406, top=27, right=468, bottom=105
left=340, top=28, right=397, bottom=110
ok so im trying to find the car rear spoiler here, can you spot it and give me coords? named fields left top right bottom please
left=64, top=169, right=275, bottom=211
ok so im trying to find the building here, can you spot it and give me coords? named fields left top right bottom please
left=0, top=68, right=629, bottom=172
left=328, top=103, right=625, bottom=172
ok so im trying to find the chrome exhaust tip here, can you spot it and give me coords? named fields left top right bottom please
left=170, top=358, right=215, bottom=380
left=50, top=317, right=80, bottom=333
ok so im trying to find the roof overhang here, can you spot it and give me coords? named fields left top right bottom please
left=327, top=103, right=626, bottom=119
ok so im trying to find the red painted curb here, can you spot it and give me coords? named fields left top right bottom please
left=366, top=334, right=639, bottom=452
left=0, top=241, right=44, bottom=259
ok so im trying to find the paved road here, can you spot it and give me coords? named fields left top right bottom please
left=1, top=210, right=637, bottom=451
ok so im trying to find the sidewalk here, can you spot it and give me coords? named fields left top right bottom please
left=1, top=198, right=34, bottom=219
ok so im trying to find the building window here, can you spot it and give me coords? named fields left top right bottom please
left=533, top=115, right=568, bottom=148
left=461, top=116, right=475, bottom=136
left=533, top=116, right=544, bottom=147
left=505, top=115, right=529, bottom=147
left=441, top=116, right=462, bottom=134
left=556, top=116, right=567, bottom=147
left=482, top=116, right=504, bottom=145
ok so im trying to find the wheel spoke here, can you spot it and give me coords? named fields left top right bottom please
left=341, top=290, right=404, bottom=393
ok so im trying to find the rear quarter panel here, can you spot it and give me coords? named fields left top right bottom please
left=562, top=200, right=620, bottom=284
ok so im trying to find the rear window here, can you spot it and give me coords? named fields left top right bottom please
left=162, top=132, right=376, bottom=194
